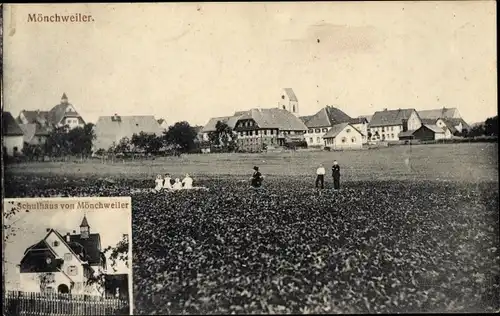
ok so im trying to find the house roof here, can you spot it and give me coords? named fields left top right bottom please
left=424, top=124, right=445, bottom=134
left=93, top=115, right=164, bottom=151
left=47, top=103, right=81, bottom=125
left=418, top=107, right=459, bottom=120
left=19, top=110, right=50, bottom=124
left=369, top=109, right=417, bottom=127
left=236, top=108, right=307, bottom=131
left=284, top=88, right=298, bottom=102
left=441, top=117, right=470, bottom=130
left=420, top=118, right=438, bottom=125
left=350, top=117, right=368, bottom=125
left=2, top=111, right=24, bottom=136
left=18, top=123, right=51, bottom=143
left=359, top=115, right=373, bottom=122
left=299, top=115, right=314, bottom=124
left=69, top=233, right=103, bottom=265
left=302, top=106, right=352, bottom=128
left=398, top=130, right=415, bottom=138
left=323, top=123, right=364, bottom=138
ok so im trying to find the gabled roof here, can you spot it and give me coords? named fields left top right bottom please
left=47, top=103, right=81, bottom=126
left=236, top=108, right=307, bottom=131
left=2, top=111, right=24, bottom=136
left=323, top=123, right=363, bottom=138
left=369, top=109, right=417, bottom=127
left=302, top=106, right=352, bottom=128
left=418, top=107, right=459, bottom=120
left=423, top=124, right=445, bottom=134
left=69, top=233, right=103, bottom=265
left=19, top=123, right=51, bottom=143
left=93, top=115, right=164, bottom=151
left=283, top=88, right=298, bottom=102
left=19, top=110, right=49, bottom=124
left=440, top=117, right=470, bottom=130
left=202, top=112, right=248, bottom=133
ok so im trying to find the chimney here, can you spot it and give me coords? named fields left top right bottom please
left=383, top=108, right=388, bottom=111
left=66, top=233, right=71, bottom=243
left=46, top=228, right=50, bottom=232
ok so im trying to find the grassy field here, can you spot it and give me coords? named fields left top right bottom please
left=4, top=143, right=498, bottom=182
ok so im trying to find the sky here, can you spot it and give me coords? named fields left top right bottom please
left=3, top=197, right=132, bottom=291
left=2, top=2, right=497, bottom=126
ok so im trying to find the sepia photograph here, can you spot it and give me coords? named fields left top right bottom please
left=2, top=2, right=498, bottom=315
left=2, top=197, right=133, bottom=315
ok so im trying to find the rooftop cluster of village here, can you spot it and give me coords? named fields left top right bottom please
left=2, top=89, right=471, bottom=156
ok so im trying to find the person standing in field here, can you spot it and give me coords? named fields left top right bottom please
left=315, top=164, right=326, bottom=189
left=251, top=166, right=263, bottom=188
left=332, top=160, right=341, bottom=190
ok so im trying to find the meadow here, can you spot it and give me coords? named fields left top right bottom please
left=3, top=143, right=499, bottom=314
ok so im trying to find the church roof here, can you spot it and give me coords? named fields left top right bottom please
left=80, top=216, right=89, bottom=227
left=283, top=88, right=298, bottom=102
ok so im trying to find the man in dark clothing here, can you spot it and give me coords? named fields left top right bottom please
left=251, top=166, right=263, bottom=188
left=332, top=160, right=341, bottom=190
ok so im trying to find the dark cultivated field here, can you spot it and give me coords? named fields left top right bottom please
left=4, top=172, right=499, bottom=314
left=3, top=143, right=499, bottom=313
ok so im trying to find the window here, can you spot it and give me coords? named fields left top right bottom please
left=308, top=129, right=313, bottom=134
left=381, top=127, right=385, bottom=132
left=309, top=138, right=313, bottom=143
left=292, top=105, right=296, bottom=112
left=351, top=137, right=356, bottom=143
left=315, top=129, right=320, bottom=133
left=264, top=130, right=268, bottom=136
left=282, top=95, right=285, bottom=100
left=346, top=128, right=351, bottom=133
left=67, top=266, right=77, bottom=276
left=390, top=126, right=394, bottom=131
left=322, top=128, right=328, bottom=132
left=341, top=137, right=347, bottom=143
left=64, top=253, right=72, bottom=261
left=53, top=241, right=59, bottom=247
left=316, top=137, right=320, bottom=143
left=391, top=133, right=394, bottom=139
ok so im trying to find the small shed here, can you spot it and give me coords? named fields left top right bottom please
left=413, top=124, right=445, bottom=141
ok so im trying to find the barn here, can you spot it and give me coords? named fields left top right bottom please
left=412, top=124, right=446, bottom=141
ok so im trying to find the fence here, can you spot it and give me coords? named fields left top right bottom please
left=3, top=291, right=130, bottom=316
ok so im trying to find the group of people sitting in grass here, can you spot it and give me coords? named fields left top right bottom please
left=154, top=173, right=196, bottom=191
left=152, top=161, right=340, bottom=191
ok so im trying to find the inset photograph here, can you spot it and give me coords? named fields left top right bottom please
left=3, top=197, right=133, bottom=316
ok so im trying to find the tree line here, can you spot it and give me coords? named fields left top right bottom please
left=17, top=120, right=240, bottom=161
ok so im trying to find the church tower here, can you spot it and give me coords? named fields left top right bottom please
left=278, top=88, right=299, bottom=117
left=80, top=215, right=90, bottom=239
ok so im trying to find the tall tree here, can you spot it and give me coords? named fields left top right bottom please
left=208, top=121, right=238, bottom=151
left=484, top=116, right=498, bottom=136
left=163, top=121, right=198, bottom=152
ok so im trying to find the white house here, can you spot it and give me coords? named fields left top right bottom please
left=301, top=106, right=352, bottom=148
left=323, top=123, right=364, bottom=150
left=349, top=117, right=369, bottom=144
left=369, top=108, right=422, bottom=142
left=18, top=216, right=107, bottom=296
left=18, top=93, right=86, bottom=131
left=2, top=111, right=25, bottom=156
